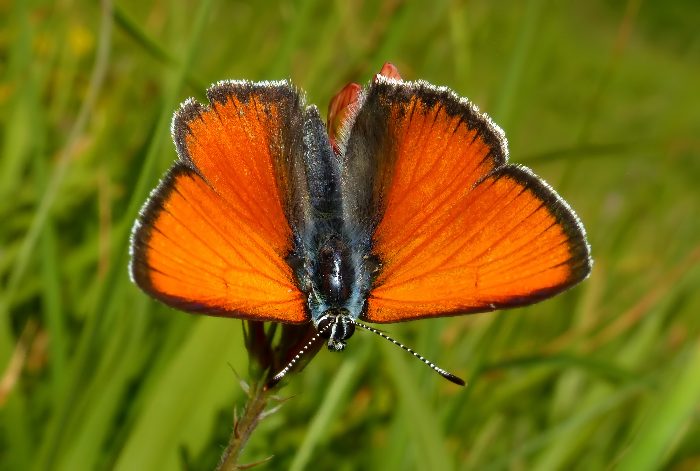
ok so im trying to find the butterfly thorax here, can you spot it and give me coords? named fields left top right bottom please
left=317, top=235, right=354, bottom=304
left=290, top=229, right=372, bottom=350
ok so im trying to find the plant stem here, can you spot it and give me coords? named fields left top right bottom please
left=216, top=382, right=270, bottom=471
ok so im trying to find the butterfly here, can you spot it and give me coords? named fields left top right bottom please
left=129, top=63, right=591, bottom=386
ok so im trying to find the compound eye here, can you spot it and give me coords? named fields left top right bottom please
left=338, top=321, right=355, bottom=341
left=317, top=316, right=334, bottom=339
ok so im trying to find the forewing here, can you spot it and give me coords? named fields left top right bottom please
left=342, top=78, right=591, bottom=323
left=130, top=81, right=309, bottom=323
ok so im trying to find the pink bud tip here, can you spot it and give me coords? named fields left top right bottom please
left=327, top=82, right=362, bottom=155
left=375, top=62, right=402, bottom=81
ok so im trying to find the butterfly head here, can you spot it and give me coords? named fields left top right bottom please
left=316, top=308, right=356, bottom=351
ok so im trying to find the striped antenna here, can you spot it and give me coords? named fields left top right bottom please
left=352, top=319, right=466, bottom=386
left=266, top=323, right=330, bottom=388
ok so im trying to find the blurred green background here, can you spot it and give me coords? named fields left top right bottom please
left=1, top=0, right=699, bottom=469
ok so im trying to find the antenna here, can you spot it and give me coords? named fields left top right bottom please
left=266, top=318, right=465, bottom=388
left=352, top=320, right=466, bottom=386
left=266, top=322, right=331, bottom=389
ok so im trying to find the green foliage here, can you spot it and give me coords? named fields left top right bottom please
left=1, top=0, right=699, bottom=469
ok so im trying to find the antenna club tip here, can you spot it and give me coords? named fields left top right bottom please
left=354, top=320, right=464, bottom=387
left=265, top=376, right=281, bottom=390
left=444, top=373, right=466, bottom=386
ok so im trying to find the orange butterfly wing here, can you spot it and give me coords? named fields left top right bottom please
left=130, top=81, right=308, bottom=323
left=350, top=79, right=591, bottom=323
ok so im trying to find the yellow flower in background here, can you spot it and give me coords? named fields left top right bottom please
left=68, top=23, right=93, bottom=58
